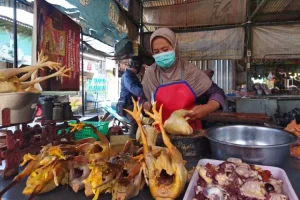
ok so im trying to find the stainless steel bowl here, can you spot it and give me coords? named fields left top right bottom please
left=205, top=125, right=297, bottom=166
left=0, top=92, right=40, bottom=126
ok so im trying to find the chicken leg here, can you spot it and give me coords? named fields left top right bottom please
left=144, top=103, right=184, bottom=164
left=126, top=99, right=188, bottom=200
left=0, top=51, right=61, bottom=81
left=124, top=98, right=149, bottom=156
left=20, top=66, right=71, bottom=90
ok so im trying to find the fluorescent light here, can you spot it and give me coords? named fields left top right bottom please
left=80, top=53, right=104, bottom=60
left=26, top=0, right=77, bottom=9
left=45, top=0, right=77, bottom=9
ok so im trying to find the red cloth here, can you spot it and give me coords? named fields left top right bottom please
left=154, top=81, right=202, bottom=130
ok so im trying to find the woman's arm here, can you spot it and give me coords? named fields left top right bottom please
left=187, top=83, right=225, bottom=120
left=203, top=82, right=226, bottom=110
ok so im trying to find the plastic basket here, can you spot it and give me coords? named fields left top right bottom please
left=57, top=120, right=109, bottom=141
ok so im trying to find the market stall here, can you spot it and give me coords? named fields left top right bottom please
left=1, top=157, right=300, bottom=199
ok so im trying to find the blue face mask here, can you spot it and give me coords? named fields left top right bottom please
left=153, top=50, right=176, bottom=69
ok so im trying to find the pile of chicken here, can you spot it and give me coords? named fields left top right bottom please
left=284, top=120, right=300, bottom=159
left=0, top=50, right=71, bottom=93
left=0, top=98, right=189, bottom=200
left=194, top=158, right=288, bottom=200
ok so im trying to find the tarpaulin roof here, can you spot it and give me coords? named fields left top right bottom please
left=15, top=0, right=139, bottom=48
left=142, top=0, right=247, bottom=29
left=142, top=0, right=300, bottom=31
left=250, top=0, right=300, bottom=23
left=1, top=0, right=142, bottom=56
left=43, top=0, right=138, bottom=47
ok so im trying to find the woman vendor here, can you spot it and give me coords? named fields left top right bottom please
left=142, top=28, right=225, bottom=130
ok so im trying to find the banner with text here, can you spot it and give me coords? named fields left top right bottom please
left=34, top=0, right=80, bottom=91
left=83, top=59, right=106, bottom=94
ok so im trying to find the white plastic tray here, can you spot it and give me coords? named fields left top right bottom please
left=183, top=159, right=299, bottom=200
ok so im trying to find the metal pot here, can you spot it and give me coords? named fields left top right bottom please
left=0, top=92, right=40, bottom=126
left=205, top=125, right=297, bottom=167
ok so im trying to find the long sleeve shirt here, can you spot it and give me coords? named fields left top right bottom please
left=196, top=82, right=226, bottom=110
left=119, top=69, right=147, bottom=105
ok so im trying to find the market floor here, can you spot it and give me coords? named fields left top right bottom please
left=1, top=157, right=299, bottom=199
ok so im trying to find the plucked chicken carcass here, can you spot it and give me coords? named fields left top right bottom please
left=68, top=155, right=90, bottom=193
left=125, top=99, right=188, bottom=200
left=0, top=50, right=71, bottom=93
left=164, top=109, right=193, bottom=135
left=82, top=140, right=145, bottom=200
left=0, top=145, right=69, bottom=199
left=136, top=125, right=159, bottom=146
left=69, top=123, right=112, bottom=197
left=110, top=140, right=146, bottom=200
left=71, top=123, right=110, bottom=163
left=83, top=163, right=116, bottom=200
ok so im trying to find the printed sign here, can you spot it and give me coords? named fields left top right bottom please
left=35, top=0, right=81, bottom=91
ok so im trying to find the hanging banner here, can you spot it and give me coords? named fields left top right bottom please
left=175, top=27, right=245, bottom=60
left=143, top=0, right=246, bottom=27
left=252, top=25, right=300, bottom=59
left=34, top=0, right=80, bottom=91
left=1, top=0, right=138, bottom=47
left=47, top=0, right=138, bottom=47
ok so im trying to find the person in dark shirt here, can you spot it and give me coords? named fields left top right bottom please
left=116, top=56, right=146, bottom=138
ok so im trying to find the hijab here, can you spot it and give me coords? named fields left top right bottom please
left=142, top=28, right=212, bottom=100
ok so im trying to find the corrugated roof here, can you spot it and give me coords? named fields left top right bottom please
left=252, top=0, right=300, bottom=23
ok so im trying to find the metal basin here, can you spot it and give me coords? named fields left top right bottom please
left=205, top=125, right=297, bottom=166
left=0, top=92, right=40, bottom=126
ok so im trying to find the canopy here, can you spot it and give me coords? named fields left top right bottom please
left=252, top=25, right=300, bottom=59
left=4, top=0, right=139, bottom=48
left=143, top=0, right=247, bottom=28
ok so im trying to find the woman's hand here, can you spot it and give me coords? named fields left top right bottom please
left=187, top=100, right=220, bottom=120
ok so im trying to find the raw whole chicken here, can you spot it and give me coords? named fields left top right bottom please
left=125, top=99, right=188, bottom=200
left=164, top=109, right=193, bottom=135
left=0, top=50, right=71, bottom=93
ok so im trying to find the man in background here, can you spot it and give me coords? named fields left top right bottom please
left=116, top=56, right=147, bottom=138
